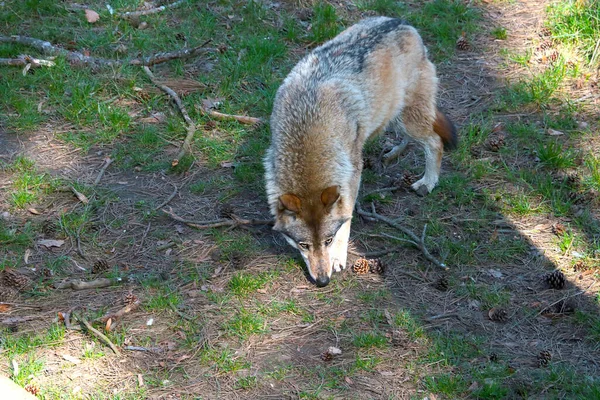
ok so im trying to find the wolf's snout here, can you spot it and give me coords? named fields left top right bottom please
left=315, top=275, right=330, bottom=287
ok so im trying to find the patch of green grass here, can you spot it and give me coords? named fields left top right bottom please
left=6, top=156, right=57, bottom=208
left=502, top=190, right=548, bottom=216
left=0, top=220, right=34, bottom=254
left=499, top=61, right=569, bottom=110
left=491, top=26, right=508, bottom=40
left=352, top=331, right=388, bottom=349
left=1, top=323, right=66, bottom=358
left=225, top=308, right=266, bottom=339
left=12, top=356, right=45, bottom=387
left=356, top=0, right=406, bottom=15
left=537, top=140, right=576, bottom=169
left=200, top=346, right=250, bottom=373
left=258, top=299, right=305, bottom=317
left=584, top=153, right=600, bottom=191
left=410, top=0, right=480, bottom=60
left=353, top=354, right=380, bottom=371
left=228, top=271, right=274, bottom=296
left=547, top=0, right=600, bottom=65
left=393, top=309, right=426, bottom=340
left=459, top=282, right=511, bottom=309
left=423, top=373, right=468, bottom=397
left=235, top=375, right=258, bottom=389
left=144, top=288, right=181, bottom=311
left=310, top=2, right=342, bottom=43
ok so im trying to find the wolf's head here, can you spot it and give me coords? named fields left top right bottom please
left=273, top=185, right=351, bottom=287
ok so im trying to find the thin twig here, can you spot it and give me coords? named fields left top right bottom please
left=93, top=157, right=113, bottom=186
left=162, top=207, right=272, bottom=229
left=75, top=313, right=121, bottom=356
left=361, top=186, right=403, bottom=199
left=201, top=108, right=263, bottom=126
left=0, top=35, right=215, bottom=68
left=154, top=182, right=178, bottom=211
left=118, top=0, right=187, bottom=18
left=96, top=300, right=140, bottom=323
left=143, top=66, right=196, bottom=165
left=356, top=206, right=448, bottom=270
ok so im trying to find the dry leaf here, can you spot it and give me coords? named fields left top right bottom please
left=220, top=161, right=234, bottom=168
left=202, top=97, right=224, bottom=110
left=85, top=9, right=100, bottom=23
left=24, top=249, right=31, bottom=264
left=28, top=208, right=41, bottom=215
left=70, top=186, right=89, bottom=204
left=547, top=128, right=564, bottom=136
left=0, top=304, right=11, bottom=313
left=106, top=318, right=112, bottom=332
left=38, top=239, right=65, bottom=248
left=62, top=354, right=82, bottom=364
left=328, top=346, right=342, bottom=355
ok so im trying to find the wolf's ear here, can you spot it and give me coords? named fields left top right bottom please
left=279, top=193, right=302, bottom=214
left=321, top=185, right=340, bottom=209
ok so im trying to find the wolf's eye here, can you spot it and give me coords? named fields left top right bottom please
left=298, top=242, right=310, bottom=250
left=324, top=237, right=333, bottom=246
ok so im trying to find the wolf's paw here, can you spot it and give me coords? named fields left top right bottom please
left=332, top=258, right=347, bottom=273
left=411, top=179, right=437, bottom=197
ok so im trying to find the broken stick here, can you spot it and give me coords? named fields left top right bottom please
left=0, top=35, right=215, bottom=68
left=200, top=108, right=263, bottom=126
left=143, top=66, right=196, bottom=165
left=356, top=206, right=448, bottom=270
left=96, top=300, right=140, bottom=324
left=162, top=207, right=272, bottom=229
left=55, top=278, right=121, bottom=290
left=75, top=313, right=121, bottom=356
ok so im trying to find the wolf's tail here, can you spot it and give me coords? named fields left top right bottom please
left=433, top=108, right=458, bottom=150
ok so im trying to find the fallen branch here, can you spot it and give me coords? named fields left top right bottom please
left=96, top=300, right=140, bottom=324
left=154, top=182, right=178, bottom=211
left=93, top=157, right=113, bottom=186
left=201, top=108, right=263, bottom=126
left=118, top=0, right=187, bottom=18
left=75, top=313, right=121, bottom=356
left=0, top=55, right=55, bottom=68
left=356, top=206, right=448, bottom=270
left=143, top=66, right=196, bottom=165
left=162, top=207, right=272, bottom=229
left=0, top=35, right=214, bottom=68
left=55, top=278, right=121, bottom=290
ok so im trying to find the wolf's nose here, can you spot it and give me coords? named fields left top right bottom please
left=315, top=275, right=330, bottom=287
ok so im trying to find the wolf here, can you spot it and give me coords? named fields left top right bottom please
left=264, top=17, right=457, bottom=287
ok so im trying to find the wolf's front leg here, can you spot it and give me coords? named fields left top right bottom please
left=330, top=219, right=351, bottom=272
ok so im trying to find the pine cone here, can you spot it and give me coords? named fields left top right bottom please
left=124, top=291, right=139, bottom=306
left=1, top=269, right=30, bottom=291
left=548, top=50, right=559, bottom=63
left=24, top=383, right=40, bottom=396
left=489, top=352, right=499, bottom=362
left=41, top=219, right=58, bottom=236
left=219, top=203, right=235, bottom=219
left=353, top=258, right=371, bottom=274
left=551, top=223, right=566, bottom=236
left=92, top=259, right=110, bottom=274
left=401, top=171, right=418, bottom=186
left=573, top=260, right=587, bottom=272
left=320, top=350, right=333, bottom=361
left=545, top=270, right=566, bottom=289
left=542, top=299, right=575, bottom=315
left=0, top=286, right=18, bottom=302
left=456, top=34, right=471, bottom=51
left=537, top=40, right=553, bottom=51
left=539, top=26, right=552, bottom=37
left=488, top=307, right=508, bottom=322
left=368, top=258, right=385, bottom=274
left=487, top=135, right=505, bottom=151
left=433, top=276, right=449, bottom=291
left=537, top=350, right=552, bottom=367
left=391, top=329, right=406, bottom=347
